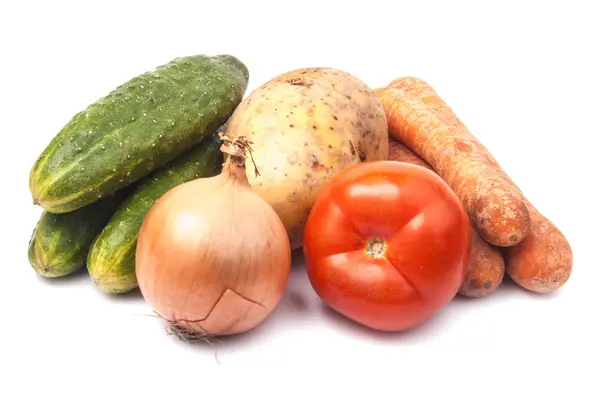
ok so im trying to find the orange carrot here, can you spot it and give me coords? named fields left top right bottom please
left=381, top=79, right=572, bottom=293
left=388, top=137, right=432, bottom=170
left=461, top=227, right=505, bottom=297
left=388, top=138, right=505, bottom=297
left=501, top=198, right=572, bottom=293
left=376, top=78, right=531, bottom=247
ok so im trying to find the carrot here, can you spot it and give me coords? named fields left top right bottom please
left=501, top=198, right=573, bottom=293
left=388, top=137, right=432, bottom=170
left=460, top=227, right=505, bottom=297
left=382, top=79, right=572, bottom=293
left=388, top=138, right=505, bottom=297
left=376, top=78, right=531, bottom=247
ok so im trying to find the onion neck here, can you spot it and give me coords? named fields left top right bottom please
left=223, top=156, right=251, bottom=185
left=219, top=132, right=260, bottom=185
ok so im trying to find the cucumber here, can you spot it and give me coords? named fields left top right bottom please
left=87, top=133, right=223, bottom=294
left=30, top=54, right=249, bottom=214
left=27, top=190, right=130, bottom=278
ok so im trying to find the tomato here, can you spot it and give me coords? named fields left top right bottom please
left=303, top=161, right=471, bottom=332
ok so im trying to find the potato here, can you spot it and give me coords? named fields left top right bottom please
left=225, top=67, right=388, bottom=250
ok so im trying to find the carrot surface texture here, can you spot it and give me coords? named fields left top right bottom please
left=375, top=78, right=531, bottom=247
left=501, top=193, right=573, bottom=293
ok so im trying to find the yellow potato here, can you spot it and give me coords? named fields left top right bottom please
left=226, top=67, right=388, bottom=249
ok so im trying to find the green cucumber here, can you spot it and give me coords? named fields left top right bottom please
left=30, top=54, right=248, bottom=214
left=87, top=133, right=223, bottom=294
left=27, top=189, right=130, bottom=278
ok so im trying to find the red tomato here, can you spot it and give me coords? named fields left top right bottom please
left=303, top=161, right=471, bottom=332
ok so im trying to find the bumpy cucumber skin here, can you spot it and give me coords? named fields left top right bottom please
left=30, top=54, right=249, bottom=214
left=27, top=191, right=129, bottom=278
left=87, top=134, right=223, bottom=294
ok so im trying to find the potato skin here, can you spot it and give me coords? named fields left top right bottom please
left=226, top=67, right=388, bottom=249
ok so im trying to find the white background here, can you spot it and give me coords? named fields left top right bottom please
left=1, top=1, right=598, bottom=400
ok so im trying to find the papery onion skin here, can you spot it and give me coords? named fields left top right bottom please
left=135, top=162, right=291, bottom=337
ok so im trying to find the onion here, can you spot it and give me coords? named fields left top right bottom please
left=135, top=133, right=291, bottom=338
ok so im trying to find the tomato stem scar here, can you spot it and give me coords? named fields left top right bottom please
left=365, top=237, right=387, bottom=258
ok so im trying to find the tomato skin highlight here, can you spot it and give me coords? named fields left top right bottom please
left=303, top=161, right=472, bottom=332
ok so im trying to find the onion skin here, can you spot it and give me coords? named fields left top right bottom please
left=135, top=161, right=291, bottom=337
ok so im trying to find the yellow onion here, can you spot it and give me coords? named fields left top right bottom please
left=135, top=133, right=291, bottom=338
